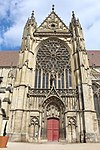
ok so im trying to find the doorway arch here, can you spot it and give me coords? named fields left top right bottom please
left=41, top=95, right=65, bottom=141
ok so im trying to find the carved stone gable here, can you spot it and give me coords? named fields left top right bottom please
left=47, top=87, right=60, bottom=98
left=36, top=11, right=69, bottom=33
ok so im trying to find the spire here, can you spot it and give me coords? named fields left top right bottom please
left=72, top=11, right=76, bottom=22
left=25, top=10, right=37, bottom=29
left=71, top=11, right=77, bottom=26
left=23, top=10, right=37, bottom=39
left=30, top=10, right=37, bottom=27
left=52, top=4, right=55, bottom=11
left=70, top=11, right=85, bottom=50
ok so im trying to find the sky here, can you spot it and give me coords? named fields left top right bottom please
left=0, top=0, right=100, bottom=51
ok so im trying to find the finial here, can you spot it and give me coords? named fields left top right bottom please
left=72, top=11, right=75, bottom=18
left=52, top=4, right=55, bottom=11
left=31, top=10, right=34, bottom=18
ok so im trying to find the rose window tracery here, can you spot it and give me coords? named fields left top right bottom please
left=36, top=38, right=70, bottom=73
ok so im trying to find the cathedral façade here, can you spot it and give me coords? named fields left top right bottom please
left=0, top=6, right=100, bottom=143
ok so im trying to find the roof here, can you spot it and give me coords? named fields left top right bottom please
left=87, top=50, right=100, bottom=67
left=0, top=50, right=100, bottom=67
left=0, top=51, right=19, bottom=67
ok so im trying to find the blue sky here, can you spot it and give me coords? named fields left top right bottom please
left=0, top=0, right=100, bottom=50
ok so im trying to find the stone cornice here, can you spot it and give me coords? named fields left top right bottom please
left=64, top=110, right=96, bottom=114
left=33, top=32, right=72, bottom=37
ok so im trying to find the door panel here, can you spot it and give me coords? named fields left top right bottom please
left=53, top=130, right=59, bottom=141
left=47, top=118, right=59, bottom=141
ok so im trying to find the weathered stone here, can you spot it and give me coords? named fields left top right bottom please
left=0, top=8, right=100, bottom=143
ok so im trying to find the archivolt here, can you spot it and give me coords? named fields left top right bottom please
left=42, top=95, right=65, bottom=111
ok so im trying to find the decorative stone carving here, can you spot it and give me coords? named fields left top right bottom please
left=68, top=116, right=77, bottom=127
left=36, top=11, right=69, bottom=33
left=46, top=103, right=60, bottom=118
left=28, top=87, right=77, bottom=97
left=29, top=116, right=39, bottom=139
left=29, top=116, right=39, bottom=127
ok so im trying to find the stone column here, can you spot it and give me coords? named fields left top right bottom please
left=38, top=112, right=42, bottom=142
left=0, top=109, right=3, bottom=135
left=65, top=112, right=69, bottom=142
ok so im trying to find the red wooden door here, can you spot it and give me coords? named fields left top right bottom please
left=47, top=118, right=59, bottom=141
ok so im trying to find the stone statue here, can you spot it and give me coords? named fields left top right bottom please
left=50, top=70, right=56, bottom=88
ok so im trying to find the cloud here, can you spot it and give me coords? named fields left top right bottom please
left=0, top=0, right=100, bottom=50
left=3, top=23, right=23, bottom=48
left=84, top=19, right=100, bottom=49
left=0, top=1, right=10, bottom=19
left=0, top=37, right=3, bottom=46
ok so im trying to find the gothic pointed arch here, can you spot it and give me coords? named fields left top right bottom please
left=34, top=37, right=72, bottom=89
left=42, top=95, right=65, bottom=111
left=40, top=94, right=66, bottom=140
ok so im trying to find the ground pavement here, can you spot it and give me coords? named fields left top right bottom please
left=1, top=142, right=100, bottom=150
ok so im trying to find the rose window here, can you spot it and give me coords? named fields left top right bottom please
left=36, top=38, right=70, bottom=73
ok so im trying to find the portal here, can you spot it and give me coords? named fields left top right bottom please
left=47, top=118, right=59, bottom=141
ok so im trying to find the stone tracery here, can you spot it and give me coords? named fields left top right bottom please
left=36, top=38, right=70, bottom=73
left=35, top=38, right=72, bottom=89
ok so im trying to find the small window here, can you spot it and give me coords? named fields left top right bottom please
left=38, top=69, right=41, bottom=88
left=58, top=80, right=60, bottom=89
left=62, top=73, right=64, bottom=89
left=54, top=79, right=56, bottom=88
left=66, top=69, right=68, bottom=88
left=51, top=24, right=55, bottom=28
left=42, top=73, right=45, bottom=88
left=35, top=69, right=38, bottom=88
left=46, top=73, right=49, bottom=89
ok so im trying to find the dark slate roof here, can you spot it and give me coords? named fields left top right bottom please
left=0, top=50, right=100, bottom=67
